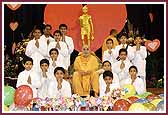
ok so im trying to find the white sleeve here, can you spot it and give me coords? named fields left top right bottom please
left=127, top=46, right=135, bottom=61
left=113, top=73, right=120, bottom=86
left=31, top=72, right=41, bottom=89
left=67, top=37, right=74, bottom=54
left=25, top=41, right=38, bottom=57
left=99, top=85, right=106, bottom=97
left=139, top=46, right=147, bottom=59
left=38, top=39, right=48, bottom=57
left=58, top=42, right=68, bottom=57
left=112, top=62, right=122, bottom=74
left=64, top=82, right=72, bottom=97
left=113, top=46, right=119, bottom=59
left=135, top=78, right=146, bottom=95
left=103, top=51, right=110, bottom=62
left=16, top=73, right=27, bottom=88
left=47, top=81, right=55, bottom=98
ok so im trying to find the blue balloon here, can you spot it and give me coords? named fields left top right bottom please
left=156, top=100, right=164, bottom=111
left=159, top=94, right=164, bottom=98
left=135, top=98, right=149, bottom=103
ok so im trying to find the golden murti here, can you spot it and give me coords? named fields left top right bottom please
left=79, top=5, right=94, bottom=47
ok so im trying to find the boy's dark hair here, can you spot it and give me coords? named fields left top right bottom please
left=54, top=67, right=65, bottom=75
left=135, top=34, right=142, bottom=39
left=32, top=25, right=42, bottom=33
left=102, top=60, right=111, bottom=66
left=110, top=29, right=117, bottom=35
left=119, top=48, right=127, bottom=55
left=40, top=59, right=49, bottom=66
left=129, top=65, right=138, bottom=72
left=103, top=70, right=113, bottom=79
left=23, top=56, right=33, bottom=65
left=59, top=24, right=68, bottom=29
left=53, top=30, right=62, bottom=36
left=49, top=48, right=59, bottom=55
left=106, top=38, right=113, bottom=44
left=44, top=24, right=52, bottom=30
left=119, top=33, right=128, bottom=39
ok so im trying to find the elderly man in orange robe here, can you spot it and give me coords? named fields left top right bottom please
left=72, top=45, right=99, bottom=97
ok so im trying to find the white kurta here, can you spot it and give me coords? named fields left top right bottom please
left=16, top=70, right=41, bottom=98
left=123, top=77, right=146, bottom=94
left=112, top=59, right=132, bottom=88
left=37, top=71, right=54, bottom=99
left=132, top=46, right=147, bottom=83
left=114, top=44, right=134, bottom=61
left=48, top=58, right=65, bottom=75
left=48, top=78, right=72, bottom=98
left=99, top=72, right=120, bottom=89
left=39, top=35, right=55, bottom=59
left=103, top=49, right=117, bottom=65
left=25, top=39, right=45, bottom=72
left=62, top=36, right=74, bottom=68
left=48, top=41, right=68, bottom=70
left=99, top=82, right=120, bottom=97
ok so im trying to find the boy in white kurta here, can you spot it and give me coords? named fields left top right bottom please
left=59, top=24, right=74, bottom=68
left=132, top=36, right=147, bottom=89
left=37, top=59, right=54, bottom=99
left=39, top=24, right=55, bottom=60
left=112, top=48, right=132, bottom=88
left=103, top=38, right=116, bottom=65
left=124, top=66, right=146, bottom=94
left=98, top=61, right=120, bottom=91
left=16, top=56, right=41, bottom=98
left=48, top=67, right=72, bottom=98
left=48, top=48, right=65, bottom=74
left=114, top=33, right=134, bottom=61
left=25, top=28, right=44, bottom=72
left=100, top=71, right=120, bottom=97
left=48, top=30, right=68, bottom=70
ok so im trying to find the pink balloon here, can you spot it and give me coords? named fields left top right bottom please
left=14, top=85, right=33, bottom=107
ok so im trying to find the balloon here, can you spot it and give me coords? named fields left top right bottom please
left=150, top=98, right=163, bottom=107
left=158, top=94, right=164, bottom=99
left=4, top=105, right=9, bottom=111
left=135, top=98, right=149, bottom=103
left=14, top=85, right=33, bottom=107
left=143, top=102, right=156, bottom=111
left=129, top=103, right=147, bottom=111
left=146, top=94, right=160, bottom=101
left=156, top=100, right=164, bottom=111
left=128, top=96, right=139, bottom=103
left=4, top=86, right=15, bottom=106
left=112, top=99, right=131, bottom=111
left=123, top=84, right=136, bottom=98
left=138, top=92, right=152, bottom=98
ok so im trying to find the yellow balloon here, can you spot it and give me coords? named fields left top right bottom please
left=123, top=84, right=136, bottom=98
left=150, top=99, right=163, bottom=107
left=143, top=102, right=156, bottom=111
left=129, top=103, right=147, bottom=111
left=4, top=105, right=9, bottom=111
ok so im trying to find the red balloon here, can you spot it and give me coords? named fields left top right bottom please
left=112, top=99, right=131, bottom=111
left=128, top=96, right=139, bottom=104
left=146, top=94, right=160, bottom=102
left=14, top=85, right=33, bottom=107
